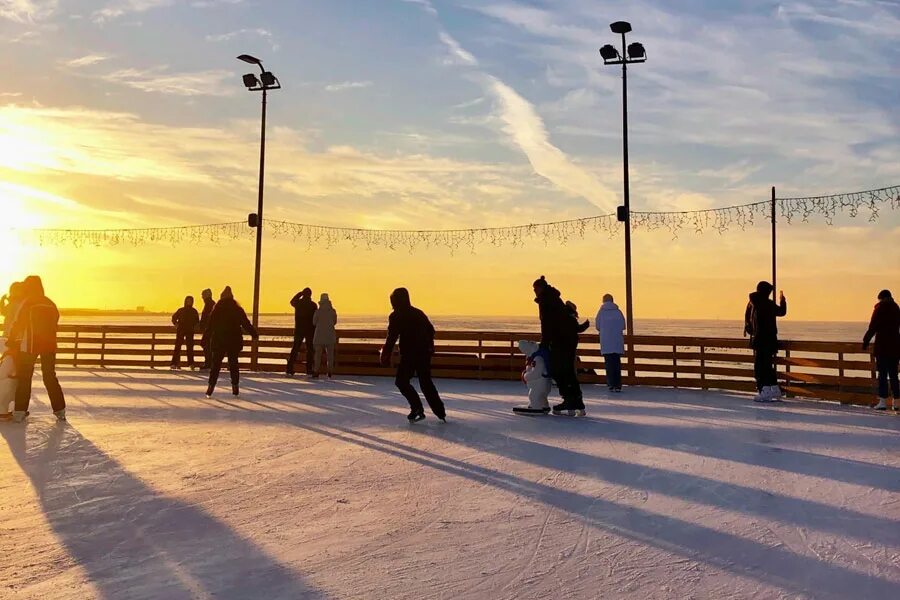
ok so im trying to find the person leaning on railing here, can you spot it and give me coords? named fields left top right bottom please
left=863, top=289, right=900, bottom=411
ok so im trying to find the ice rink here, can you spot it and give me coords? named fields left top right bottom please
left=1, top=371, right=898, bottom=599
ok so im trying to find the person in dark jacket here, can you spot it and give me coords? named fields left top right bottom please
left=379, top=288, right=446, bottom=422
left=202, top=286, right=258, bottom=397
left=534, top=276, right=585, bottom=415
left=171, top=296, right=200, bottom=369
left=287, top=288, right=317, bottom=376
left=862, top=289, right=900, bottom=410
left=198, top=288, right=216, bottom=370
left=744, top=281, right=787, bottom=402
left=7, top=276, right=66, bottom=422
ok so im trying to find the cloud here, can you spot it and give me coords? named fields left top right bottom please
left=438, top=31, right=478, bottom=66
left=205, top=28, right=272, bottom=43
left=63, top=54, right=113, bottom=68
left=97, top=66, right=235, bottom=96
left=0, top=0, right=57, bottom=22
left=323, top=81, right=373, bottom=92
left=399, top=0, right=437, bottom=16
left=93, top=0, right=242, bottom=23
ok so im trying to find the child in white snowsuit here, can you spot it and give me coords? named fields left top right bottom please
left=0, top=347, right=17, bottom=418
left=514, top=340, right=551, bottom=414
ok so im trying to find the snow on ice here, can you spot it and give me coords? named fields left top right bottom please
left=1, top=371, right=898, bottom=599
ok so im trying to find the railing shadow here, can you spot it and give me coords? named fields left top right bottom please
left=0, top=421, right=327, bottom=600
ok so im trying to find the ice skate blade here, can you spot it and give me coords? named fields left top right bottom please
left=552, top=409, right=587, bottom=417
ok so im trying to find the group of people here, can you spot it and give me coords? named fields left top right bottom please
left=0, top=276, right=66, bottom=423
left=285, top=288, right=338, bottom=379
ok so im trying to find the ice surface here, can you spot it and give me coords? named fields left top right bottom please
left=1, top=371, right=898, bottom=599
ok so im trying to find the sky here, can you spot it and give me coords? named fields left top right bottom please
left=0, top=0, right=898, bottom=321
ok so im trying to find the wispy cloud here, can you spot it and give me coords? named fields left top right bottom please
left=98, top=66, right=234, bottom=96
left=0, top=0, right=57, bottom=23
left=63, top=54, right=113, bottom=68
left=93, top=0, right=243, bottom=23
left=205, top=27, right=277, bottom=49
left=324, top=80, right=373, bottom=92
left=438, top=31, right=478, bottom=66
left=399, top=0, right=437, bottom=16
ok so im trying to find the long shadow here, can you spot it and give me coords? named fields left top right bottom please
left=1, top=422, right=326, bottom=600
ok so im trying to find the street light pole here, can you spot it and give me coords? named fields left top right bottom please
left=601, top=22, right=646, bottom=381
left=237, top=54, right=280, bottom=370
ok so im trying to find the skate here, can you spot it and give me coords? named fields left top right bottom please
left=1, top=410, right=31, bottom=422
left=232, top=385, right=240, bottom=397
left=552, top=401, right=586, bottom=417
left=874, top=398, right=888, bottom=410
left=407, top=410, right=425, bottom=423
left=54, top=409, right=67, bottom=422
left=513, top=406, right=551, bottom=416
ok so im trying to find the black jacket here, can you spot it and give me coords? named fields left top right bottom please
left=291, top=293, right=317, bottom=331
left=172, top=306, right=200, bottom=334
left=863, top=299, right=900, bottom=358
left=203, top=298, right=257, bottom=353
left=382, top=288, right=435, bottom=359
left=199, top=298, right=215, bottom=331
left=536, top=286, right=579, bottom=352
left=744, top=292, right=787, bottom=351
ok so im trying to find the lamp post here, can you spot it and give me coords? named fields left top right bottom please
left=600, top=22, right=645, bottom=381
left=237, top=54, right=281, bottom=370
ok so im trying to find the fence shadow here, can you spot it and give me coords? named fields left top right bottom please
left=1, top=421, right=326, bottom=600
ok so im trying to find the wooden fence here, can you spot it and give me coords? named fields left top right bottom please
left=54, top=325, right=878, bottom=406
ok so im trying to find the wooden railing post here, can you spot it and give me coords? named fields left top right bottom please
left=150, top=332, right=156, bottom=368
left=699, top=344, right=707, bottom=390
left=100, top=328, right=107, bottom=369
left=672, top=344, right=678, bottom=389
left=784, top=348, right=792, bottom=398
left=837, top=352, right=845, bottom=394
left=73, top=331, right=79, bottom=368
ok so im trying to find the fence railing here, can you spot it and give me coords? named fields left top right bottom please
left=54, top=325, right=877, bottom=406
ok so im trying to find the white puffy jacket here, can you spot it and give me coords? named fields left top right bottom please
left=595, top=301, right=626, bottom=355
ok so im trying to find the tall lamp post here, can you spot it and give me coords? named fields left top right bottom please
left=237, top=54, right=280, bottom=370
left=600, top=22, right=646, bottom=381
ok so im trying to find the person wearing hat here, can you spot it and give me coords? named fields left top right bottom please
left=533, top=275, right=585, bottom=416
left=287, top=287, right=317, bottom=376
left=744, top=281, right=787, bottom=402
left=198, top=288, right=216, bottom=370
left=863, top=289, right=900, bottom=410
left=311, top=293, right=338, bottom=379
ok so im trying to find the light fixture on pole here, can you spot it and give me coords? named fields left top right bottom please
left=238, top=53, right=281, bottom=369
left=600, top=21, right=646, bottom=381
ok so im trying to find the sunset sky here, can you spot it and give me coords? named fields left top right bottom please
left=1, top=0, right=898, bottom=321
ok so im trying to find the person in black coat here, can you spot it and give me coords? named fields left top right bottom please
left=171, top=296, right=200, bottom=369
left=287, top=288, right=317, bottom=376
left=744, top=281, right=787, bottom=401
left=202, top=287, right=258, bottom=397
left=380, top=288, right=446, bottom=422
left=197, top=288, right=216, bottom=370
left=533, top=276, right=584, bottom=414
left=863, top=289, right=900, bottom=410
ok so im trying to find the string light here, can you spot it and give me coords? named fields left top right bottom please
left=10, top=184, right=898, bottom=249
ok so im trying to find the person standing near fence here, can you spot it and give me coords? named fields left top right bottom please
left=380, top=287, right=446, bottom=423
left=287, top=288, right=317, bottom=376
left=596, top=293, right=626, bottom=393
left=533, top=276, right=585, bottom=416
left=863, top=289, right=900, bottom=411
left=203, top=287, right=258, bottom=398
left=198, top=288, right=216, bottom=371
left=311, top=293, right=337, bottom=379
left=170, top=296, right=200, bottom=370
left=8, top=276, right=66, bottom=422
left=744, top=281, right=787, bottom=403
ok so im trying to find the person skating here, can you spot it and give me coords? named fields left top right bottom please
left=0, top=344, right=17, bottom=420
left=311, top=293, right=338, bottom=379
left=170, top=295, right=200, bottom=370
left=1, top=281, right=24, bottom=341
left=287, top=288, right=317, bottom=376
left=7, top=276, right=66, bottom=422
left=596, top=293, right=626, bottom=393
left=862, top=289, right=900, bottom=411
left=198, top=288, right=216, bottom=370
left=202, top=287, right=258, bottom=398
left=533, top=276, right=585, bottom=416
left=379, top=288, right=446, bottom=423
left=744, top=281, right=787, bottom=402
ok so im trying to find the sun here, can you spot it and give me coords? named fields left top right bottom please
left=0, top=186, right=45, bottom=287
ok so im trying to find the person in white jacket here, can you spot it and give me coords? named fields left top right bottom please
left=311, top=293, right=338, bottom=379
left=595, top=294, right=626, bottom=392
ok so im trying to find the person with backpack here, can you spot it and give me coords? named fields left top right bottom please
left=170, top=296, right=200, bottom=369
left=7, top=276, right=66, bottom=422
left=534, top=276, right=585, bottom=416
left=380, top=288, right=446, bottom=423
left=744, top=281, right=787, bottom=402
left=862, top=289, right=900, bottom=411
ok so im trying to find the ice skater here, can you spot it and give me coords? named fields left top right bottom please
left=198, top=288, right=216, bottom=370
left=744, top=281, right=787, bottom=402
left=596, top=293, right=626, bottom=392
left=862, top=289, right=900, bottom=411
left=513, top=340, right=551, bottom=415
left=0, top=342, right=17, bottom=420
left=203, top=287, right=258, bottom=398
left=380, top=287, right=446, bottom=423
left=170, top=295, right=200, bottom=369
left=533, top=276, right=585, bottom=416
left=311, top=293, right=338, bottom=379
